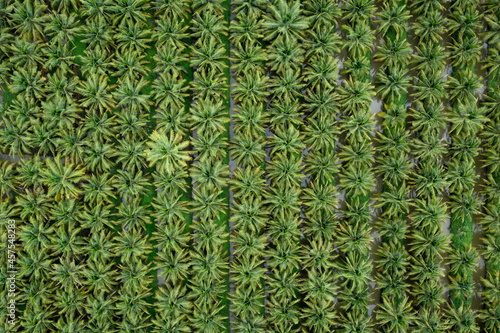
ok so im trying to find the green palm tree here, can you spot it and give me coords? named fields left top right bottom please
left=448, top=6, right=482, bottom=39
left=151, top=190, right=188, bottom=224
left=263, top=0, right=309, bottom=41
left=448, top=100, right=488, bottom=135
left=376, top=66, right=411, bottom=101
left=449, top=35, right=481, bottom=69
left=194, top=9, right=228, bottom=43
left=412, top=71, right=448, bottom=104
left=154, top=284, right=191, bottom=317
left=116, top=198, right=149, bottom=230
left=302, top=180, right=337, bottom=216
left=8, top=0, right=47, bottom=41
left=154, top=0, right=191, bottom=20
left=230, top=12, right=261, bottom=45
left=339, top=164, right=375, bottom=198
left=231, top=166, right=266, bottom=199
left=410, top=225, right=450, bottom=260
left=152, top=72, right=188, bottom=109
left=84, top=139, right=114, bottom=172
left=304, top=25, right=341, bottom=58
left=153, top=17, right=189, bottom=49
left=79, top=17, right=115, bottom=51
left=304, top=0, right=340, bottom=29
left=192, top=69, right=227, bottom=101
left=77, top=74, right=115, bottom=113
left=413, top=309, right=451, bottom=333
left=156, top=249, right=190, bottom=283
left=20, top=308, right=54, bottom=333
left=79, top=46, right=112, bottom=77
left=113, top=169, right=149, bottom=200
left=115, top=289, right=151, bottom=321
left=338, top=78, right=374, bottom=115
left=232, top=0, right=265, bottom=16
left=79, top=202, right=115, bottom=232
left=230, top=135, right=266, bottom=167
left=334, top=252, right=373, bottom=289
left=115, top=21, right=152, bottom=52
left=376, top=296, right=416, bottom=333
left=374, top=38, right=412, bottom=70
left=189, top=97, right=228, bottom=133
left=113, top=77, right=151, bottom=112
left=342, top=20, right=375, bottom=58
left=412, top=10, right=446, bottom=44
left=81, top=173, right=115, bottom=204
left=303, top=55, right=338, bottom=89
left=85, top=292, right=116, bottom=326
left=338, top=309, right=372, bottom=332
left=267, top=153, right=303, bottom=188
left=154, top=45, right=188, bottom=76
left=410, top=101, right=447, bottom=136
left=41, top=156, right=86, bottom=201
left=10, top=67, right=45, bottom=102
left=192, top=217, right=228, bottom=251
left=80, top=0, right=114, bottom=21
left=0, top=160, right=16, bottom=197
left=446, top=304, right=479, bottom=333
left=190, top=302, right=227, bottom=333
left=342, top=0, right=374, bottom=23
left=41, top=97, right=80, bottom=131
left=18, top=217, right=52, bottom=252
left=114, top=139, right=147, bottom=171
left=231, top=41, right=267, bottom=75
left=46, top=70, right=79, bottom=103
left=153, top=220, right=189, bottom=253
left=111, top=50, right=150, bottom=81
left=110, top=0, right=150, bottom=25
left=191, top=159, right=230, bottom=190
left=51, top=257, right=84, bottom=289
left=192, top=0, right=225, bottom=14
left=48, top=224, right=84, bottom=258
left=115, top=109, right=148, bottom=140
left=451, top=75, right=483, bottom=109
left=44, top=40, right=76, bottom=72
left=231, top=255, right=266, bottom=290
left=268, top=124, right=304, bottom=156
left=191, top=36, right=227, bottom=72
left=9, top=39, right=43, bottom=69
left=336, top=221, right=371, bottom=254
left=412, top=43, right=448, bottom=74
left=118, top=260, right=153, bottom=293
left=153, top=166, right=189, bottom=193
left=232, top=71, right=268, bottom=104
left=232, top=101, right=266, bottom=138
left=230, top=287, right=264, bottom=321
left=375, top=0, right=411, bottom=38
left=191, top=186, right=225, bottom=220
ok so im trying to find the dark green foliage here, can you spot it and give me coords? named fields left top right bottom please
left=0, top=0, right=498, bottom=331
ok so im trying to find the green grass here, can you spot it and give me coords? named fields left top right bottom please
left=2, top=85, right=14, bottom=108
left=484, top=63, right=500, bottom=273
left=142, top=12, right=159, bottom=321
left=448, top=25, right=477, bottom=309
left=219, top=0, right=231, bottom=328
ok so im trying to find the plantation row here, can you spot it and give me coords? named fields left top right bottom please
left=0, top=0, right=499, bottom=332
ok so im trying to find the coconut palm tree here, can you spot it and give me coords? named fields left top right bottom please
left=8, top=0, right=47, bottom=41
left=145, top=129, right=191, bottom=172
left=77, top=74, right=115, bottom=113
left=263, top=0, right=309, bottom=41
left=41, top=156, right=86, bottom=201
left=110, top=0, right=150, bottom=25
